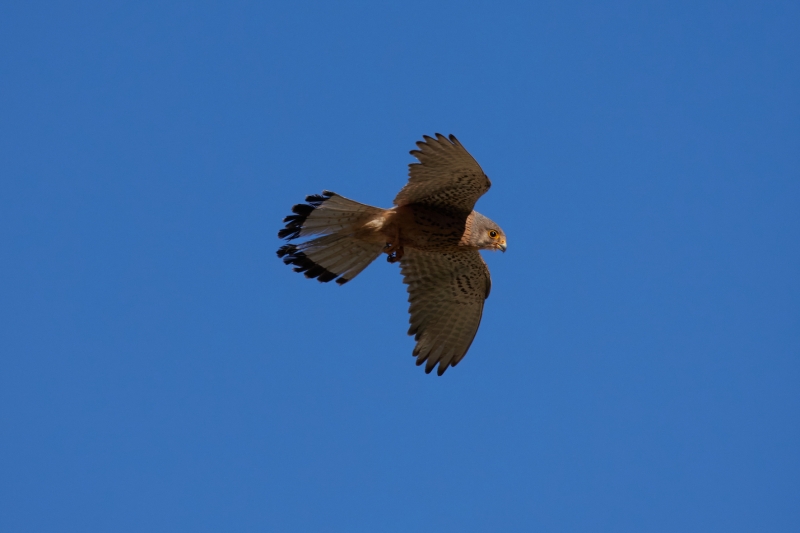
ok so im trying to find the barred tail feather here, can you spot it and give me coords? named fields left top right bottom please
left=277, top=236, right=384, bottom=285
left=277, top=191, right=386, bottom=284
left=278, top=191, right=384, bottom=241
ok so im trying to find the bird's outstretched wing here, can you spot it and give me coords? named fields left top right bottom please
left=400, top=248, right=491, bottom=375
left=393, top=134, right=491, bottom=214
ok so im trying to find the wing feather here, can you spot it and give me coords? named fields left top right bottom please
left=399, top=249, right=491, bottom=375
left=393, top=134, right=491, bottom=213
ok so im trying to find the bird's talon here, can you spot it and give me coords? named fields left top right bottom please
left=385, top=245, right=404, bottom=263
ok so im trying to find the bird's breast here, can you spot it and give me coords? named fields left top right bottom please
left=392, top=204, right=471, bottom=251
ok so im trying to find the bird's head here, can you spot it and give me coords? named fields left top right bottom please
left=470, top=212, right=507, bottom=252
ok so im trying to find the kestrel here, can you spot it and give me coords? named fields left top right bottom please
left=277, top=134, right=507, bottom=375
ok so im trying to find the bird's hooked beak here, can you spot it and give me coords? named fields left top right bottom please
left=497, top=240, right=507, bottom=253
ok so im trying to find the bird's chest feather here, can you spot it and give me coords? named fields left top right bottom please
left=395, top=204, right=470, bottom=251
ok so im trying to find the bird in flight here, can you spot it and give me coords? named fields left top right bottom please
left=277, top=134, right=507, bottom=375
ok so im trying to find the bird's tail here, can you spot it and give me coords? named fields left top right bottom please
left=277, top=191, right=386, bottom=285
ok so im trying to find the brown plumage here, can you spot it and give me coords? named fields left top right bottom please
left=277, top=134, right=507, bottom=375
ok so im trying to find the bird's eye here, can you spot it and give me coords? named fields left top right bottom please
left=489, top=230, right=498, bottom=238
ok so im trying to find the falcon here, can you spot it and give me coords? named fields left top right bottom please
left=277, top=134, right=507, bottom=375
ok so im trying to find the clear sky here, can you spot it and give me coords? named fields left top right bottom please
left=1, top=1, right=798, bottom=531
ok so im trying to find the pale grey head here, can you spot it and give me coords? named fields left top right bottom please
left=468, top=211, right=507, bottom=252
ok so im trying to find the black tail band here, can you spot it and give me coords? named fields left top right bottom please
left=276, top=244, right=349, bottom=284
left=277, top=190, right=337, bottom=241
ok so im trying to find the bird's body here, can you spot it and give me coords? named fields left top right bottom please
left=354, top=204, right=480, bottom=253
left=277, top=134, right=506, bottom=375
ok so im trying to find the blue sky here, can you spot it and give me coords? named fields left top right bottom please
left=1, top=1, right=798, bottom=531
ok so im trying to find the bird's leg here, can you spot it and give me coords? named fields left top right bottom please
left=384, top=225, right=404, bottom=263
left=387, top=245, right=404, bottom=263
